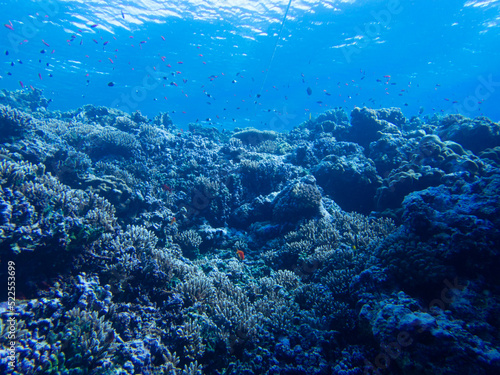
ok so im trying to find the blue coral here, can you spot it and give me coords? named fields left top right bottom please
left=0, top=88, right=499, bottom=375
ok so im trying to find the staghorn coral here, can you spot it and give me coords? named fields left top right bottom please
left=175, top=317, right=206, bottom=361
left=175, top=229, right=203, bottom=258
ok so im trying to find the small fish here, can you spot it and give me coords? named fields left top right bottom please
left=177, top=61, right=183, bottom=64
left=170, top=217, right=176, bottom=225
left=90, top=24, right=98, bottom=28
left=306, top=87, right=312, bottom=96
left=121, top=10, right=125, bottom=19
left=383, top=75, right=391, bottom=78
left=19, top=81, right=24, bottom=88
left=162, top=184, right=172, bottom=192
left=108, top=81, right=115, bottom=86
left=161, top=35, right=165, bottom=41
left=42, top=39, right=50, bottom=46
left=5, top=50, right=8, bottom=55
left=4, top=23, right=14, bottom=31
left=38, top=73, right=42, bottom=80
left=103, top=41, right=109, bottom=45
left=108, top=58, right=114, bottom=64
left=236, top=249, right=245, bottom=261
left=170, top=82, right=178, bottom=86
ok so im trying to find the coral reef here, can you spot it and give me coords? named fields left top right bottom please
left=0, top=89, right=499, bottom=374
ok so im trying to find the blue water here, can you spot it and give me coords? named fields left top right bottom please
left=1, top=0, right=500, bottom=130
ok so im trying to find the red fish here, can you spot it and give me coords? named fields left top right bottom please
left=108, top=58, right=114, bottom=64
left=4, top=23, right=14, bottom=31
left=236, top=249, right=245, bottom=261
left=38, top=73, right=42, bottom=80
left=161, top=35, right=165, bottom=41
left=162, top=184, right=172, bottom=192
left=42, top=39, right=50, bottom=46
left=19, top=81, right=24, bottom=88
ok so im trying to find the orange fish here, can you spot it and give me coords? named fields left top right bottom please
left=236, top=249, right=245, bottom=261
left=170, top=217, right=176, bottom=225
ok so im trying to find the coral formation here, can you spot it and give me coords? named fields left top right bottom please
left=1, top=89, right=499, bottom=374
